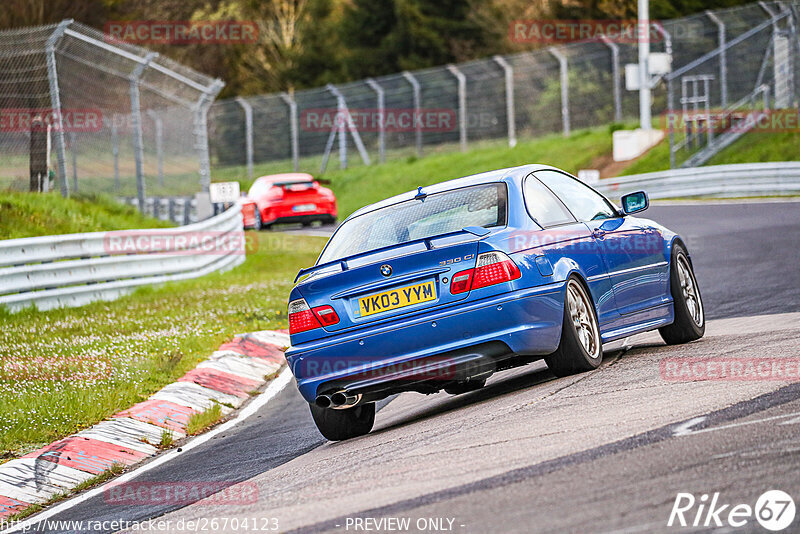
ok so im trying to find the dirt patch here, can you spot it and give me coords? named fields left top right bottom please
left=588, top=151, right=636, bottom=179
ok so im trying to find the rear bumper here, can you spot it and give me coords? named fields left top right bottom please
left=267, top=213, right=336, bottom=225
left=286, top=282, right=565, bottom=403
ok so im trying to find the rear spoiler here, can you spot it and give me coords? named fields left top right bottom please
left=293, top=226, right=491, bottom=283
left=275, top=181, right=314, bottom=188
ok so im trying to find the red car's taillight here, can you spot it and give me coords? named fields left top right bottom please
left=450, top=252, right=521, bottom=295
left=288, top=299, right=339, bottom=334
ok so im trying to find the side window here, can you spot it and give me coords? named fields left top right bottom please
left=523, top=175, right=576, bottom=227
left=535, top=170, right=618, bottom=221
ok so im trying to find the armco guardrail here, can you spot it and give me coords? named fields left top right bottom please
left=0, top=206, right=245, bottom=312
left=119, top=197, right=197, bottom=225
left=596, top=162, right=800, bottom=201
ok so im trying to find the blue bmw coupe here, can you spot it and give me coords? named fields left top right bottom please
left=286, top=165, right=704, bottom=440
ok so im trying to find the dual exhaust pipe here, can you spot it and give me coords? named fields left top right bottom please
left=315, top=391, right=361, bottom=409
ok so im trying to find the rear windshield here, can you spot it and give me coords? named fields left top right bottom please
left=319, top=183, right=507, bottom=263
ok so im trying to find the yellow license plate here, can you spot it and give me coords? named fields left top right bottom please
left=357, top=281, right=436, bottom=317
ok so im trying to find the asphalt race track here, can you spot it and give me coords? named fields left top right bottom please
left=28, top=201, right=800, bottom=534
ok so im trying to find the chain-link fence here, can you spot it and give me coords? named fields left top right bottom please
left=0, top=20, right=223, bottom=206
left=210, top=1, right=799, bottom=179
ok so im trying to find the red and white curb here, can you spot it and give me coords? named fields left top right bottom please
left=0, top=330, right=289, bottom=521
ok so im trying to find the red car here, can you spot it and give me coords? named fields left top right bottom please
left=240, top=173, right=337, bottom=230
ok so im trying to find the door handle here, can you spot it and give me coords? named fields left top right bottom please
left=592, top=228, right=606, bottom=239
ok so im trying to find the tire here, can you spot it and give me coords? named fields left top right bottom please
left=659, top=243, right=705, bottom=345
left=252, top=209, right=262, bottom=231
left=309, top=403, right=375, bottom=441
left=545, top=277, right=603, bottom=378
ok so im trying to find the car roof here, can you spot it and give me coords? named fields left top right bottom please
left=345, top=164, right=562, bottom=220
left=255, top=172, right=314, bottom=184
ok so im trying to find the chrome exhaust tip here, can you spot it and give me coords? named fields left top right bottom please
left=315, top=394, right=332, bottom=408
left=330, top=391, right=361, bottom=408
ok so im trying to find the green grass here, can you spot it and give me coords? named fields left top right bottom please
left=158, top=429, right=174, bottom=449
left=322, top=128, right=614, bottom=219
left=185, top=403, right=224, bottom=435
left=620, top=130, right=800, bottom=176
left=707, top=130, right=800, bottom=165
left=0, top=231, right=325, bottom=456
left=0, top=192, right=172, bottom=240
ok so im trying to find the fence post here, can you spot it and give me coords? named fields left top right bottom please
left=667, top=76, right=676, bottom=168
left=328, top=84, right=348, bottom=168
left=492, top=56, right=517, bottom=148
left=280, top=92, right=299, bottom=171
left=194, top=79, right=225, bottom=193
left=130, top=52, right=157, bottom=213
left=326, top=84, right=371, bottom=169
left=365, top=78, right=386, bottom=162
left=600, top=37, right=622, bottom=122
left=548, top=47, right=570, bottom=136
left=147, top=109, right=164, bottom=187
left=68, top=132, right=78, bottom=192
left=45, top=19, right=72, bottom=198
left=446, top=65, right=467, bottom=152
left=111, top=115, right=120, bottom=190
left=706, top=10, right=728, bottom=108
left=402, top=71, right=423, bottom=157
left=234, top=97, right=254, bottom=181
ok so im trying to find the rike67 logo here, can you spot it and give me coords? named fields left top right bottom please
left=669, top=490, right=796, bottom=531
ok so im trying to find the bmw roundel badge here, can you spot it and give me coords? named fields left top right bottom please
left=380, top=264, right=392, bottom=277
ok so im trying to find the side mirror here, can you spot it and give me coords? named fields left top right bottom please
left=621, top=191, right=649, bottom=215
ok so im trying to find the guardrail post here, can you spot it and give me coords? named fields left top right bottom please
left=402, top=71, right=423, bottom=157
left=183, top=198, right=192, bottom=225
left=168, top=198, right=175, bottom=223
left=234, top=97, right=254, bottom=181
left=365, top=78, right=386, bottom=163
left=45, top=20, right=72, bottom=197
left=493, top=56, right=517, bottom=148
left=111, top=114, right=120, bottom=190
left=548, top=47, right=570, bottom=136
left=446, top=65, right=468, bottom=152
left=600, top=37, right=622, bottom=122
left=280, top=92, right=299, bottom=171
left=68, top=132, right=78, bottom=193
left=130, top=52, right=157, bottom=212
left=146, top=110, right=164, bottom=187
left=194, top=79, right=225, bottom=193
left=706, top=10, right=728, bottom=108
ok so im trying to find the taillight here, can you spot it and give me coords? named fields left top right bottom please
left=450, top=270, right=474, bottom=295
left=472, top=252, right=521, bottom=289
left=289, top=299, right=339, bottom=334
left=312, top=305, right=340, bottom=327
left=449, top=252, right=520, bottom=294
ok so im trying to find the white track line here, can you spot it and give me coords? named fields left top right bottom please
left=651, top=198, right=800, bottom=206
left=3, top=367, right=293, bottom=534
